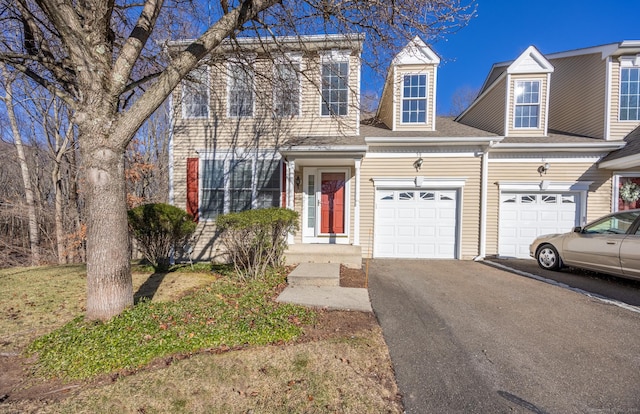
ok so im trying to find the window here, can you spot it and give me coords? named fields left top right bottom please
left=274, top=62, right=300, bottom=117
left=182, top=66, right=209, bottom=119
left=321, top=61, right=348, bottom=116
left=620, top=67, right=640, bottom=121
left=228, top=62, right=254, bottom=117
left=402, top=74, right=427, bottom=123
left=201, top=154, right=280, bottom=219
left=514, top=80, right=540, bottom=128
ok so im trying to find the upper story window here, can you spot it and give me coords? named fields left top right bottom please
left=274, top=62, right=301, bottom=117
left=182, top=66, right=209, bottom=119
left=321, top=57, right=349, bottom=116
left=620, top=67, right=640, bottom=121
left=228, top=62, right=254, bottom=117
left=514, top=80, right=540, bottom=128
left=401, top=74, right=427, bottom=123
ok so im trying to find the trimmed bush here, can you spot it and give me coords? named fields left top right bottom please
left=216, top=208, right=298, bottom=280
left=128, top=203, right=197, bottom=272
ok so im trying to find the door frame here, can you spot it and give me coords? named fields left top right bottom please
left=302, top=167, right=351, bottom=244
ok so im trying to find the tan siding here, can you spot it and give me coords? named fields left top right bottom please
left=506, top=74, right=548, bottom=137
left=377, top=73, right=395, bottom=128
left=485, top=160, right=612, bottom=256
left=547, top=53, right=606, bottom=138
left=608, top=59, right=640, bottom=140
left=359, top=155, right=482, bottom=259
left=457, top=77, right=506, bottom=135
left=393, top=65, right=437, bottom=131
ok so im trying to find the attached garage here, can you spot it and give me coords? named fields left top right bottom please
left=374, top=188, right=460, bottom=258
left=499, top=192, right=580, bottom=258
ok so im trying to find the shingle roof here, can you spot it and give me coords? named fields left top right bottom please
left=360, top=117, right=498, bottom=138
left=600, top=125, right=640, bottom=162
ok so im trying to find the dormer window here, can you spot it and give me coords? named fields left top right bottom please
left=514, top=80, right=540, bottom=128
left=401, top=74, right=427, bottom=123
left=620, top=67, right=640, bottom=121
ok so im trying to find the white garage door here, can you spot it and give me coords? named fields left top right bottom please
left=374, top=189, right=458, bottom=258
left=499, top=193, right=579, bottom=258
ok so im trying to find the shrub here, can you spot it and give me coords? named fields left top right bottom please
left=128, top=203, right=197, bottom=272
left=216, top=208, right=298, bottom=280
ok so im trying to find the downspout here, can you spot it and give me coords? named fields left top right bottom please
left=474, top=140, right=495, bottom=261
left=353, top=158, right=361, bottom=245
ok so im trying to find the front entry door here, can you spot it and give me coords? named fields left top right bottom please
left=320, top=172, right=345, bottom=234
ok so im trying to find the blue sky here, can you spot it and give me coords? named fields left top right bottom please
left=402, top=0, right=640, bottom=115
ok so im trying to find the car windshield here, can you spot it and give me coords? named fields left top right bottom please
left=583, top=211, right=640, bottom=235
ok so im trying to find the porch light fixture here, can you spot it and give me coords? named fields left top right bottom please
left=537, top=162, right=550, bottom=176
left=295, top=175, right=301, bottom=188
left=413, top=157, right=424, bottom=171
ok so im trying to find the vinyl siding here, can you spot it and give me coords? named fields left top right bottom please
left=377, top=72, right=395, bottom=128
left=608, top=59, right=640, bottom=140
left=485, top=158, right=612, bottom=256
left=457, top=76, right=506, bottom=135
left=359, top=154, right=482, bottom=259
left=547, top=53, right=606, bottom=138
left=506, top=74, right=548, bottom=137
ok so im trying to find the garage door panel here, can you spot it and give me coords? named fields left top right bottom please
left=499, top=192, right=579, bottom=259
left=374, top=189, right=459, bottom=259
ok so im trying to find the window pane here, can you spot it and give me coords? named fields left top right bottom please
left=182, top=67, right=209, bottom=118
left=321, top=62, right=348, bottom=116
left=620, top=68, right=640, bottom=120
left=274, top=63, right=300, bottom=117
left=229, top=62, right=254, bottom=117
left=401, top=74, right=427, bottom=123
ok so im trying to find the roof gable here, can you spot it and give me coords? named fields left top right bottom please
left=392, top=36, right=440, bottom=65
left=507, top=45, right=554, bottom=74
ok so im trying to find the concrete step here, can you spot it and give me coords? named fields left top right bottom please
left=285, top=244, right=362, bottom=269
left=287, top=262, right=340, bottom=287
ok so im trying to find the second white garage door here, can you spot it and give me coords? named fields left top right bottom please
left=374, top=189, right=458, bottom=259
left=499, top=192, right=579, bottom=258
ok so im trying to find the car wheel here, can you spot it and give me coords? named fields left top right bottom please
left=536, top=244, right=562, bottom=271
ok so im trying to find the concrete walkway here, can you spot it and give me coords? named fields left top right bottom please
left=276, top=263, right=372, bottom=312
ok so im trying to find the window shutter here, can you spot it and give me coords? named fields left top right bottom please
left=186, top=158, right=199, bottom=221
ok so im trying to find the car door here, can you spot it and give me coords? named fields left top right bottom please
left=620, top=221, right=640, bottom=280
left=562, top=212, right=638, bottom=276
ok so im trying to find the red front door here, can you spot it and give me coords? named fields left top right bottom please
left=320, top=173, right=345, bottom=234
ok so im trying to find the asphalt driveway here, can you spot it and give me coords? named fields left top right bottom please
left=368, top=259, right=640, bottom=414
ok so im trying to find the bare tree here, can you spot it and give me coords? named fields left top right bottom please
left=0, top=0, right=475, bottom=320
left=0, top=64, right=41, bottom=265
left=448, top=85, right=479, bottom=117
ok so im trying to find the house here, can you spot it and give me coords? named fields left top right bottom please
left=169, top=35, right=640, bottom=265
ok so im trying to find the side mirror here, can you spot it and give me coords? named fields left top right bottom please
left=572, top=226, right=583, bottom=233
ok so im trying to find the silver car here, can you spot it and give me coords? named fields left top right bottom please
left=530, top=209, right=640, bottom=280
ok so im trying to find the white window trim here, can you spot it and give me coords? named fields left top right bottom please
left=273, top=53, right=302, bottom=118
left=319, top=50, right=350, bottom=117
left=618, top=56, right=640, bottom=122
left=612, top=172, right=640, bottom=211
left=226, top=60, right=256, bottom=118
left=198, top=149, right=281, bottom=221
left=400, top=72, right=429, bottom=125
left=513, top=79, right=541, bottom=129
left=181, top=65, right=210, bottom=119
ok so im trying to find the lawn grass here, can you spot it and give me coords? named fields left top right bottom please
left=0, top=264, right=402, bottom=413
left=27, top=268, right=315, bottom=380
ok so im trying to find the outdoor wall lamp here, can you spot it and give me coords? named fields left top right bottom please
left=295, top=175, right=301, bottom=188
left=537, top=162, right=550, bottom=175
left=413, top=157, right=424, bottom=172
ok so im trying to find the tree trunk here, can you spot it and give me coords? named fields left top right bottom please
left=82, top=125, right=133, bottom=320
left=2, top=72, right=41, bottom=266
